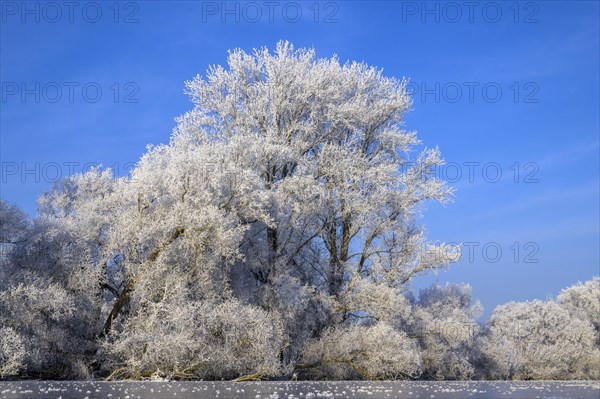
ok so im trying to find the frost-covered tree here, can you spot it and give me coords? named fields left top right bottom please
left=0, top=201, right=28, bottom=377
left=410, top=283, right=481, bottom=380
left=93, top=142, right=283, bottom=379
left=0, top=199, right=29, bottom=244
left=478, top=298, right=599, bottom=380
left=0, top=181, right=108, bottom=378
left=175, top=40, right=459, bottom=368
left=557, top=277, right=600, bottom=344
left=0, top=199, right=29, bottom=281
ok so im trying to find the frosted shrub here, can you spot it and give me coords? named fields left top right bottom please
left=0, top=327, right=25, bottom=378
left=0, top=276, right=93, bottom=377
left=299, top=322, right=421, bottom=380
left=103, top=299, right=284, bottom=380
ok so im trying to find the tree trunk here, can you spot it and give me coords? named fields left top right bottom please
left=102, top=279, right=134, bottom=336
left=101, top=227, right=185, bottom=336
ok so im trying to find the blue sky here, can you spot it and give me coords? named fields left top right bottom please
left=1, top=1, right=598, bottom=317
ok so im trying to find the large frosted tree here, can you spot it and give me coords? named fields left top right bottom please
left=173, top=41, right=459, bottom=370
left=1, top=42, right=461, bottom=380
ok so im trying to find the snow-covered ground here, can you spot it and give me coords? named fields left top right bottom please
left=0, top=381, right=598, bottom=399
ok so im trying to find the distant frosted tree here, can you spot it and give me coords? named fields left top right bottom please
left=0, top=199, right=29, bottom=280
left=479, top=298, right=599, bottom=380
left=557, top=277, right=600, bottom=343
left=410, top=283, right=481, bottom=380
left=0, top=199, right=28, bottom=244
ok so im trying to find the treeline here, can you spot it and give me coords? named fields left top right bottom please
left=1, top=224, right=597, bottom=381
left=1, top=42, right=598, bottom=381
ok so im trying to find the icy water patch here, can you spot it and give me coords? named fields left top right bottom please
left=0, top=380, right=598, bottom=399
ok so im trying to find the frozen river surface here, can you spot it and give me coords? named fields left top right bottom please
left=1, top=380, right=598, bottom=399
